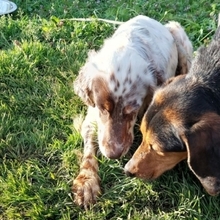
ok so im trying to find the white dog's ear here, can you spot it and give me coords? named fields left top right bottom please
left=73, top=51, right=97, bottom=107
left=74, top=68, right=95, bottom=107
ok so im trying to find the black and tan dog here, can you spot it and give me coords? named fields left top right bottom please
left=125, top=22, right=220, bottom=196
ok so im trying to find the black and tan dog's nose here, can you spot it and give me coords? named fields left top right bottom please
left=124, top=169, right=136, bottom=178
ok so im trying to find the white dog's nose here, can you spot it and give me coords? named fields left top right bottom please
left=102, top=146, right=124, bottom=159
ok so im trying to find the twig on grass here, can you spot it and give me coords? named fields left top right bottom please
left=60, top=17, right=124, bottom=25
left=218, top=13, right=220, bottom=27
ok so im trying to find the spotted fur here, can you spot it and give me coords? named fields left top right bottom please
left=73, top=15, right=193, bottom=208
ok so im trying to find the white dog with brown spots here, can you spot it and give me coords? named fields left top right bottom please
left=73, top=15, right=193, bottom=208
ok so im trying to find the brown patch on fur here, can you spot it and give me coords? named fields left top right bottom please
left=82, top=155, right=93, bottom=160
left=81, top=160, right=97, bottom=172
left=103, top=100, right=114, bottom=113
left=124, top=76, right=129, bottom=84
left=85, top=88, right=95, bottom=107
left=122, top=88, right=126, bottom=94
left=116, top=80, right=120, bottom=88
left=110, top=73, right=117, bottom=83
left=92, top=77, right=114, bottom=113
left=110, top=73, right=121, bottom=92
left=93, top=77, right=110, bottom=93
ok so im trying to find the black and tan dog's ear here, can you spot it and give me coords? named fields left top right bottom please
left=183, top=112, right=220, bottom=196
left=73, top=51, right=97, bottom=107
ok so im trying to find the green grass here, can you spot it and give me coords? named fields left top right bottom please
left=0, top=0, right=220, bottom=219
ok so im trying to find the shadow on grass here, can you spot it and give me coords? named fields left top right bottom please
left=76, top=158, right=220, bottom=219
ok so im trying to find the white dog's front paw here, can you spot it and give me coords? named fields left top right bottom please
left=73, top=172, right=101, bottom=208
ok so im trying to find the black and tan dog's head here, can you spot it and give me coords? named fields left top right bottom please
left=125, top=25, right=220, bottom=196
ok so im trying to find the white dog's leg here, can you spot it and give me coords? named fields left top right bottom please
left=73, top=106, right=101, bottom=208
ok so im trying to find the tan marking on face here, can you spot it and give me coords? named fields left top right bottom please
left=162, top=107, right=183, bottom=129
left=153, top=89, right=165, bottom=106
left=125, top=139, right=187, bottom=179
left=125, top=116, right=187, bottom=179
left=140, top=116, right=148, bottom=136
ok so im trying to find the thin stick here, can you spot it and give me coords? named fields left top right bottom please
left=218, top=13, right=220, bottom=27
left=60, top=17, right=124, bottom=25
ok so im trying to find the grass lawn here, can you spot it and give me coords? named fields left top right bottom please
left=0, top=0, right=220, bottom=219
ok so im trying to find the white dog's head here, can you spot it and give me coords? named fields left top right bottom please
left=74, top=47, right=155, bottom=159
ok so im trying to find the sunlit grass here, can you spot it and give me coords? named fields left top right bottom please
left=0, top=0, right=220, bottom=219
